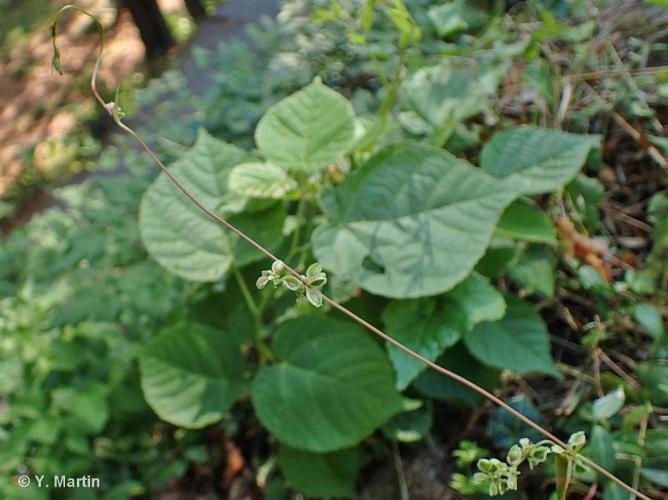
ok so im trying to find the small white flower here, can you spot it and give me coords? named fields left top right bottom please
left=255, top=262, right=327, bottom=308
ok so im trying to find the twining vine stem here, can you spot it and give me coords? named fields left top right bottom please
left=51, top=6, right=650, bottom=499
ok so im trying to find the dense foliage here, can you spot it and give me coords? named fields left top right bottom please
left=1, top=0, right=667, bottom=498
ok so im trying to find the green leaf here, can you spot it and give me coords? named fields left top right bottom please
left=633, top=303, right=665, bottom=340
left=383, top=299, right=463, bottom=390
left=487, top=395, right=543, bottom=448
left=51, top=383, right=109, bottom=433
left=566, top=174, right=604, bottom=228
left=589, top=424, right=615, bottom=472
left=251, top=316, right=402, bottom=452
left=637, top=362, right=668, bottom=406
left=464, top=296, right=559, bottom=377
left=401, top=64, right=501, bottom=143
left=640, top=466, right=668, bottom=487
left=278, top=445, right=360, bottom=498
left=524, top=61, right=554, bottom=103
left=139, top=130, right=285, bottom=281
left=414, top=343, right=498, bottom=408
left=507, top=246, right=555, bottom=297
left=592, top=386, right=625, bottom=421
left=228, top=162, right=297, bottom=199
left=475, top=243, right=516, bottom=278
left=383, top=273, right=506, bottom=390
left=427, top=1, right=489, bottom=37
left=445, top=272, right=506, bottom=329
left=139, top=323, right=245, bottom=429
left=480, top=127, right=597, bottom=195
left=255, top=80, right=355, bottom=172
left=313, top=142, right=515, bottom=298
left=495, top=200, right=556, bottom=244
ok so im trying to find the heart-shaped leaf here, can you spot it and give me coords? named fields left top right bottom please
left=255, top=79, right=355, bottom=172
left=312, top=142, right=515, bottom=298
left=251, top=316, right=402, bottom=452
left=139, top=323, right=245, bottom=429
left=464, top=296, right=559, bottom=377
left=139, top=130, right=285, bottom=281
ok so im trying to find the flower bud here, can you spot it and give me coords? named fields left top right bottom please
left=506, top=445, right=523, bottom=466
left=271, top=260, right=284, bottom=274
left=568, top=431, right=586, bottom=449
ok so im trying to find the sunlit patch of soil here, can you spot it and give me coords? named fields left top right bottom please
left=0, top=0, right=181, bottom=200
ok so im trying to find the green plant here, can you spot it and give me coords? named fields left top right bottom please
left=474, top=432, right=587, bottom=498
left=48, top=6, right=655, bottom=498
left=450, top=440, right=490, bottom=495
left=9, top=1, right=661, bottom=498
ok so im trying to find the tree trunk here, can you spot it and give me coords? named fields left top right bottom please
left=122, top=0, right=174, bottom=59
left=184, top=0, right=207, bottom=22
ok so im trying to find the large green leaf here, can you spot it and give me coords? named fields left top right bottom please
left=312, top=142, right=515, bottom=298
left=383, top=273, right=504, bottom=389
left=139, top=323, right=245, bottom=429
left=139, top=130, right=285, bottom=282
left=480, top=127, right=597, bottom=195
left=383, top=299, right=463, bottom=390
left=464, top=296, right=559, bottom=377
left=278, top=445, right=360, bottom=498
left=251, top=316, right=402, bottom=452
left=255, top=80, right=355, bottom=172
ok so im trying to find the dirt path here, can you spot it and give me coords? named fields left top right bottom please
left=181, top=0, right=280, bottom=94
left=1, top=0, right=280, bottom=232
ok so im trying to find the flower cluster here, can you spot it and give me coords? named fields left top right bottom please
left=473, top=458, right=520, bottom=496
left=256, top=261, right=328, bottom=307
left=473, top=432, right=587, bottom=496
